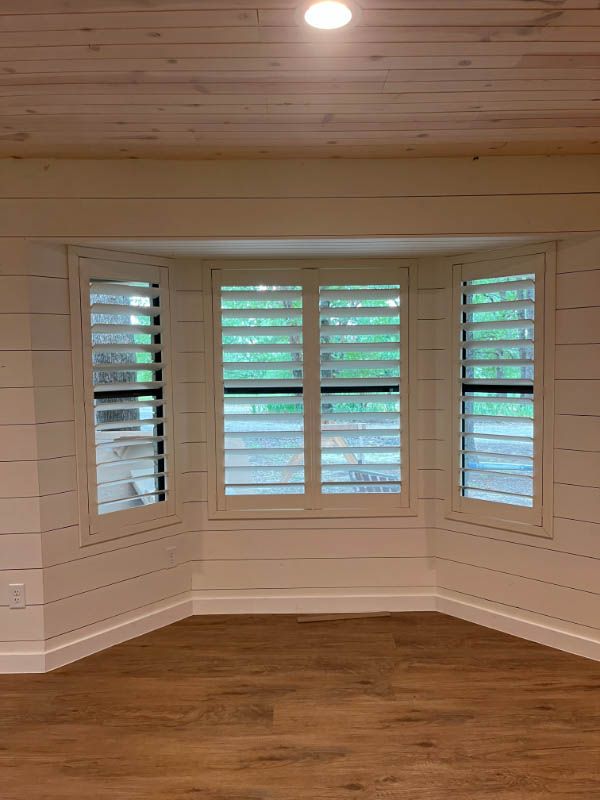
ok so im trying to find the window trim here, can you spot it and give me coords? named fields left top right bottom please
left=204, top=258, right=418, bottom=520
left=447, top=244, right=555, bottom=539
left=69, top=247, right=180, bottom=546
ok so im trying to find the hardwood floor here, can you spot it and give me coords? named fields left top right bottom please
left=1, top=613, right=599, bottom=799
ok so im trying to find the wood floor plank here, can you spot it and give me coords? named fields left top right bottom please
left=0, top=613, right=598, bottom=800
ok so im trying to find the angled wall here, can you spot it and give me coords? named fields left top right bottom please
left=427, top=235, right=600, bottom=661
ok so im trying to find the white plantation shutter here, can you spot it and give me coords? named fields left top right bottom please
left=90, top=278, right=168, bottom=514
left=216, top=273, right=306, bottom=508
left=73, top=255, right=175, bottom=541
left=454, top=255, right=544, bottom=524
left=319, top=282, right=402, bottom=496
left=212, top=264, right=409, bottom=514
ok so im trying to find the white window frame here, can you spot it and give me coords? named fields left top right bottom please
left=69, top=247, right=180, bottom=546
left=205, top=259, right=417, bottom=520
left=447, top=244, right=555, bottom=539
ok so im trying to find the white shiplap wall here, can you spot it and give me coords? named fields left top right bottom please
left=0, top=242, right=192, bottom=672
left=181, top=260, right=435, bottom=608
left=0, top=240, right=46, bottom=670
left=430, top=235, right=600, bottom=657
left=1, top=156, right=600, bottom=670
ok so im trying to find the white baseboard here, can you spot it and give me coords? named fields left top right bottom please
left=0, top=596, right=193, bottom=674
left=436, top=591, right=600, bottom=663
left=0, top=646, right=46, bottom=674
left=192, top=588, right=437, bottom=616
left=3, top=588, right=599, bottom=673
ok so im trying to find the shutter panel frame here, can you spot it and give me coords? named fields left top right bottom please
left=70, top=250, right=178, bottom=545
left=450, top=252, right=549, bottom=532
left=210, top=261, right=413, bottom=517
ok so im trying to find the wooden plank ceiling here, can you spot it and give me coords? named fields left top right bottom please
left=2, top=0, right=600, bottom=159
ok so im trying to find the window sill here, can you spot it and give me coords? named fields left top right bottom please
left=80, top=513, right=183, bottom=547
left=443, top=509, right=553, bottom=540
left=207, top=506, right=420, bottom=522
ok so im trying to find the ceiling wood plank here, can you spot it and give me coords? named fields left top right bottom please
left=2, top=2, right=600, bottom=158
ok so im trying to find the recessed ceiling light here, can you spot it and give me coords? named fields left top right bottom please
left=303, top=1, right=355, bottom=29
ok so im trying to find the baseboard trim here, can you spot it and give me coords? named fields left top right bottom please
left=0, top=646, right=46, bottom=674
left=0, top=596, right=194, bottom=675
left=436, top=591, right=600, bottom=663
left=3, top=589, right=599, bottom=672
left=192, top=588, right=437, bottom=616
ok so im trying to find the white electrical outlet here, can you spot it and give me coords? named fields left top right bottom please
left=166, top=546, right=177, bottom=568
left=9, top=583, right=26, bottom=609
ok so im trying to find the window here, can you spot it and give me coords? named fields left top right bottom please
left=452, top=252, right=550, bottom=529
left=210, top=264, right=411, bottom=516
left=71, top=252, right=177, bottom=543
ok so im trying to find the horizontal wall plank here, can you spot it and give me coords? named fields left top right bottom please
left=43, top=533, right=188, bottom=604
left=556, top=269, right=600, bottom=308
left=172, top=260, right=204, bottom=291
left=176, top=412, right=207, bottom=444
left=2, top=195, right=600, bottom=238
left=555, top=450, right=600, bottom=488
left=3, top=157, right=600, bottom=200
left=557, top=235, right=600, bottom=274
left=555, top=414, right=600, bottom=451
left=435, top=529, right=600, bottom=595
left=34, top=386, right=74, bottom=424
left=417, top=409, right=445, bottom=440
left=174, top=290, right=203, bottom=322
left=174, top=321, right=205, bottom=353
left=43, top=565, right=190, bottom=639
left=38, top=457, right=77, bottom=496
left=416, top=318, right=447, bottom=349
left=0, top=461, right=39, bottom=498
left=0, top=315, right=32, bottom=350
left=32, top=351, right=73, bottom=387
left=417, top=379, right=446, bottom=410
left=29, top=277, right=70, bottom=315
left=29, top=242, right=68, bottom=279
left=0, top=351, right=34, bottom=388
left=0, top=238, right=27, bottom=275
left=39, top=491, right=78, bottom=532
left=556, top=380, right=600, bottom=415
left=556, top=344, right=600, bottom=379
left=556, top=308, right=600, bottom=344
left=41, top=524, right=191, bottom=568
left=30, top=315, right=71, bottom=351
left=0, top=425, right=37, bottom=461
left=179, top=443, right=208, bottom=472
left=180, top=471, right=208, bottom=503
left=0, top=497, right=40, bottom=534
left=418, top=288, right=449, bottom=319
left=0, top=606, right=44, bottom=643
left=0, top=533, right=41, bottom=570
left=417, top=349, right=448, bottom=379
left=174, top=381, right=207, bottom=414
left=0, top=388, right=36, bottom=425
left=0, top=276, right=69, bottom=315
left=437, top=559, right=600, bottom=631
left=434, top=496, right=600, bottom=559
left=192, top=557, right=435, bottom=591
left=555, top=482, right=600, bottom=524
left=174, top=352, right=205, bottom=383
left=195, top=528, right=428, bottom=562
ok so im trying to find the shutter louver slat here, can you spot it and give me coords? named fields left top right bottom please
left=319, top=283, right=402, bottom=495
left=220, top=283, right=305, bottom=497
left=90, top=277, right=168, bottom=515
left=459, top=272, right=536, bottom=509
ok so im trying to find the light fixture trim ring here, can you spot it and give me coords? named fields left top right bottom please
left=296, top=0, right=362, bottom=31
